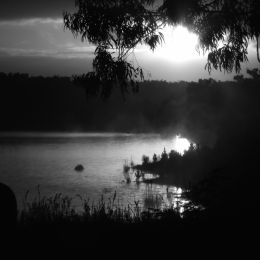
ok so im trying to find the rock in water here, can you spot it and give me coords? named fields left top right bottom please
left=75, top=164, right=84, bottom=172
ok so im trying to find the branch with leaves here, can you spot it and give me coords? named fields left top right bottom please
left=64, top=0, right=164, bottom=98
left=159, top=0, right=260, bottom=73
left=64, top=0, right=260, bottom=98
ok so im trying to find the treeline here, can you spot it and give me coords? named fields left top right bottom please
left=1, top=71, right=260, bottom=147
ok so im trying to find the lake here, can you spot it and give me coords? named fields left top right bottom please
left=0, top=132, right=189, bottom=212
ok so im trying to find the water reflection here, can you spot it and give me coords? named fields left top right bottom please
left=0, top=132, right=192, bottom=213
left=173, top=135, right=191, bottom=155
left=121, top=167, right=189, bottom=212
left=142, top=184, right=189, bottom=213
left=143, top=184, right=164, bottom=210
left=120, top=161, right=190, bottom=212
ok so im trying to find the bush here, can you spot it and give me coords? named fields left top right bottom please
left=142, top=155, right=150, bottom=165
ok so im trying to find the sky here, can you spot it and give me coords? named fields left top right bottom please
left=0, top=0, right=259, bottom=81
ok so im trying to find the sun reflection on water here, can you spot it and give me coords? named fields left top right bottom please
left=173, top=135, right=191, bottom=155
left=141, top=184, right=189, bottom=213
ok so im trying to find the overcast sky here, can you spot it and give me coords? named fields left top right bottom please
left=0, top=0, right=259, bottom=81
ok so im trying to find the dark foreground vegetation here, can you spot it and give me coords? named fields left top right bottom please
left=135, top=144, right=203, bottom=187
left=1, top=191, right=259, bottom=257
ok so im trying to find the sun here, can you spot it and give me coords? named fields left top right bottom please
left=154, top=25, right=200, bottom=62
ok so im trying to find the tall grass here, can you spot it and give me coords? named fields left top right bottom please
left=19, top=189, right=190, bottom=226
left=21, top=190, right=77, bottom=225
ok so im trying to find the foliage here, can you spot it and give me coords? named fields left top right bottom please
left=142, top=155, right=150, bottom=165
left=168, top=150, right=180, bottom=160
left=155, top=0, right=260, bottom=73
left=246, top=68, right=260, bottom=79
left=161, top=147, right=168, bottom=161
left=13, top=189, right=259, bottom=254
left=64, top=0, right=164, bottom=98
left=64, top=0, right=260, bottom=97
left=152, top=153, right=158, bottom=163
left=20, top=191, right=184, bottom=225
left=136, top=143, right=214, bottom=187
left=21, top=192, right=76, bottom=224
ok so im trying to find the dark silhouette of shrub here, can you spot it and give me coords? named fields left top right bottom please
left=152, top=153, right=158, bottom=163
left=142, top=155, right=150, bottom=166
left=161, top=148, right=168, bottom=162
left=0, top=182, right=17, bottom=246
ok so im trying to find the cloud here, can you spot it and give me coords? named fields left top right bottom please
left=0, top=0, right=164, bottom=20
left=0, top=46, right=95, bottom=59
left=0, top=0, right=75, bottom=20
left=0, top=17, right=96, bottom=60
left=0, top=18, right=63, bottom=27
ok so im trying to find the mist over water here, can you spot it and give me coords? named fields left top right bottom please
left=0, top=132, right=188, bottom=211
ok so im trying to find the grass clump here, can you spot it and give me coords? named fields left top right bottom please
left=13, top=188, right=255, bottom=255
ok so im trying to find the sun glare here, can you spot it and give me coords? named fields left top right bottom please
left=173, top=135, right=191, bottom=155
left=155, top=25, right=200, bottom=62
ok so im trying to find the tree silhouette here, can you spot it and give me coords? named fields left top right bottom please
left=159, top=0, right=260, bottom=73
left=246, top=68, right=260, bottom=79
left=152, top=153, right=158, bottom=163
left=64, top=0, right=260, bottom=97
left=64, top=0, right=163, bottom=98
left=161, top=147, right=168, bottom=161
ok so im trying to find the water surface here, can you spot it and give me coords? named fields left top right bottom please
left=0, top=132, right=188, bottom=211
